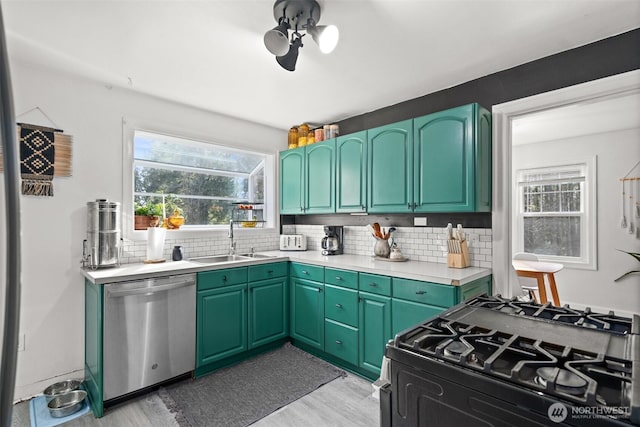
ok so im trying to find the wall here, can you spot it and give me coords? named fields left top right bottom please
left=512, top=127, right=640, bottom=314
left=283, top=224, right=492, bottom=268
left=7, top=59, right=286, bottom=401
left=336, top=29, right=640, bottom=134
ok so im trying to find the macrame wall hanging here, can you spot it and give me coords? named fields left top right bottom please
left=0, top=107, right=73, bottom=197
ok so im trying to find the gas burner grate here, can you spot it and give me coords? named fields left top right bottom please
left=395, top=316, right=634, bottom=409
left=465, top=295, right=633, bottom=335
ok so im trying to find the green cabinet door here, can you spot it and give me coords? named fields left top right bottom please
left=290, top=277, right=324, bottom=349
left=413, top=103, right=491, bottom=212
left=336, top=131, right=367, bottom=213
left=358, top=292, right=391, bottom=377
left=197, top=283, right=247, bottom=367
left=280, top=147, right=305, bottom=214
left=368, top=120, right=413, bottom=213
left=248, top=278, right=288, bottom=349
left=84, top=279, right=104, bottom=417
left=456, top=275, right=492, bottom=302
left=305, top=140, right=335, bottom=213
left=391, top=299, right=443, bottom=335
left=475, top=106, right=492, bottom=212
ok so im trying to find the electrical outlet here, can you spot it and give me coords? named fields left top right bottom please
left=414, top=217, right=427, bottom=226
left=18, top=334, right=25, bottom=352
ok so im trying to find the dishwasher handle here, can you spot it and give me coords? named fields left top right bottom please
left=106, top=277, right=195, bottom=298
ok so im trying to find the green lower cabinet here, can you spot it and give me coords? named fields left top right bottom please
left=391, top=299, right=444, bottom=334
left=197, top=283, right=248, bottom=367
left=84, top=279, right=104, bottom=418
left=358, top=292, right=392, bottom=377
left=324, top=284, right=358, bottom=327
left=324, top=319, right=358, bottom=365
left=290, top=278, right=324, bottom=349
left=249, top=278, right=288, bottom=349
left=457, top=275, right=492, bottom=302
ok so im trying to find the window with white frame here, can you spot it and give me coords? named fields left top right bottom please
left=515, top=161, right=596, bottom=269
left=132, top=130, right=269, bottom=229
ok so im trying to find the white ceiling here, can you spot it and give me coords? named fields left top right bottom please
left=512, top=91, right=640, bottom=145
left=2, top=0, right=639, bottom=131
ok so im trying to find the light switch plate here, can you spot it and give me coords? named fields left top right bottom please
left=414, top=217, right=427, bottom=226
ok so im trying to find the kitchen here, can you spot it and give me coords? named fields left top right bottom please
left=0, top=1, right=639, bottom=426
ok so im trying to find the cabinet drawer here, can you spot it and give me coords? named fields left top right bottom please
left=325, top=268, right=358, bottom=289
left=459, top=276, right=491, bottom=302
left=359, top=273, right=391, bottom=296
left=290, top=263, right=324, bottom=282
left=248, top=262, right=288, bottom=282
left=324, top=319, right=358, bottom=365
left=392, top=278, right=455, bottom=308
left=198, top=267, right=247, bottom=290
left=324, top=285, right=358, bottom=327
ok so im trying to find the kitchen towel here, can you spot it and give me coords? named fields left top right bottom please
left=18, top=123, right=56, bottom=196
left=158, top=342, right=346, bottom=427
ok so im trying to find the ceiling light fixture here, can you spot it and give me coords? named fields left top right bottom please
left=264, top=0, right=339, bottom=71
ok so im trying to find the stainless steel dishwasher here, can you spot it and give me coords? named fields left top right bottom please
left=103, top=273, right=196, bottom=401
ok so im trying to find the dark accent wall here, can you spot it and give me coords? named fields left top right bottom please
left=337, top=28, right=640, bottom=134
left=285, top=28, right=640, bottom=229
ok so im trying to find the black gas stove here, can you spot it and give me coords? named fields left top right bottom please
left=381, top=295, right=639, bottom=426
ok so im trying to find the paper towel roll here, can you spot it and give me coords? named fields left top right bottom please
left=146, top=227, right=166, bottom=261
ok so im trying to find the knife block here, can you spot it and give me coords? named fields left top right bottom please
left=447, top=240, right=470, bottom=268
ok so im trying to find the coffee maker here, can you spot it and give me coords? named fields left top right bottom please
left=321, top=225, right=344, bottom=255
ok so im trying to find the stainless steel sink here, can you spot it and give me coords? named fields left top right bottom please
left=189, top=255, right=251, bottom=264
left=237, top=253, right=276, bottom=259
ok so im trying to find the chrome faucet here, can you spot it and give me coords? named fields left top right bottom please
left=229, top=219, right=236, bottom=255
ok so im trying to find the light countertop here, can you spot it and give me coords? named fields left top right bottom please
left=82, top=251, right=491, bottom=286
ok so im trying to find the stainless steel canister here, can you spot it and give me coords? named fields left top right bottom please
left=84, top=199, right=122, bottom=269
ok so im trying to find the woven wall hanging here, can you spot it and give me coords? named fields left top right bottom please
left=0, top=107, right=73, bottom=197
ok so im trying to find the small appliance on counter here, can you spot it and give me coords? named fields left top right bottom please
left=321, top=225, right=344, bottom=255
left=82, top=199, right=122, bottom=269
left=279, top=234, right=307, bottom=251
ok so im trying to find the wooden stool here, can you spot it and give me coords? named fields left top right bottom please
left=512, top=259, right=563, bottom=306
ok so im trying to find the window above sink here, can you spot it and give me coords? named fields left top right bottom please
left=121, top=122, right=277, bottom=239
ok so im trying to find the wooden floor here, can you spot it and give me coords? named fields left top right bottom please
left=11, top=373, right=379, bottom=426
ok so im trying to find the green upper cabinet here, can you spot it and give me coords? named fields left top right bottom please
left=367, top=120, right=413, bottom=213
left=280, top=146, right=305, bottom=214
left=280, top=140, right=335, bottom=214
left=279, top=103, right=491, bottom=215
left=413, top=103, right=492, bottom=212
left=305, top=140, right=335, bottom=213
left=336, top=131, right=367, bottom=213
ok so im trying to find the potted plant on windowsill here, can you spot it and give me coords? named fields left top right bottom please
left=134, top=203, right=162, bottom=230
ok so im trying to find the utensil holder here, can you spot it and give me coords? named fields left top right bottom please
left=447, top=240, right=470, bottom=268
left=374, top=238, right=391, bottom=258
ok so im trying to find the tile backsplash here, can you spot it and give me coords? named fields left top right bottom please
left=120, top=225, right=492, bottom=268
left=120, top=229, right=281, bottom=265
left=283, top=224, right=492, bottom=268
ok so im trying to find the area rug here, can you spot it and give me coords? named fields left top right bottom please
left=158, top=343, right=346, bottom=427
